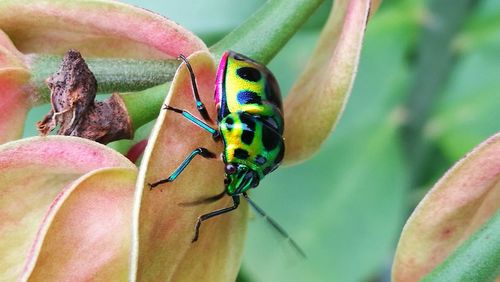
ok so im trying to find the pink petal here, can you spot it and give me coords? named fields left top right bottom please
left=131, top=51, right=248, bottom=280
left=0, top=136, right=134, bottom=281
left=0, top=30, right=31, bottom=144
left=0, top=0, right=207, bottom=59
left=0, top=30, right=25, bottom=69
left=284, top=0, right=372, bottom=164
left=24, top=168, right=136, bottom=281
left=0, top=70, right=31, bottom=143
left=392, top=133, right=500, bottom=281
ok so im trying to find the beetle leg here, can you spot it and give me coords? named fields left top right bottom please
left=192, top=195, right=240, bottom=242
left=178, top=54, right=212, bottom=122
left=163, top=105, right=218, bottom=138
left=148, top=147, right=216, bottom=189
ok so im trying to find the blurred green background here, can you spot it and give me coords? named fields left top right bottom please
left=26, top=0, right=500, bottom=281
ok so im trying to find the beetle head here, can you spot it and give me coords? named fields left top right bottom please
left=224, top=163, right=260, bottom=195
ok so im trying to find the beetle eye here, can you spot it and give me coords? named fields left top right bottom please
left=225, top=164, right=237, bottom=174
left=224, top=178, right=230, bottom=185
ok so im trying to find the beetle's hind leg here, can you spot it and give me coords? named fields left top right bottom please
left=178, top=54, right=212, bottom=122
left=148, top=147, right=216, bottom=189
left=192, top=196, right=240, bottom=242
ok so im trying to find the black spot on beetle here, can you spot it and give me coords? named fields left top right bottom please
left=239, top=113, right=256, bottom=145
left=225, top=117, right=234, bottom=131
left=237, top=91, right=262, bottom=105
left=234, top=148, right=249, bottom=160
left=264, top=74, right=283, bottom=110
left=262, top=123, right=280, bottom=151
left=237, top=67, right=261, bottom=82
left=241, top=131, right=254, bottom=145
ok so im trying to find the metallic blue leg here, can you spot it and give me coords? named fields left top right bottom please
left=178, top=54, right=212, bottom=121
left=148, top=147, right=215, bottom=189
left=192, top=195, right=240, bottom=242
left=164, top=105, right=218, bottom=138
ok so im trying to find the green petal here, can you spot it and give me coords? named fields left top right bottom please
left=0, top=136, right=134, bottom=281
left=392, top=132, right=500, bottom=281
left=130, top=51, right=248, bottom=281
left=283, top=0, right=372, bottom=164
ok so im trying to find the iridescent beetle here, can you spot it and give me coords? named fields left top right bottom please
left=149, top=51, right=304, bottom=256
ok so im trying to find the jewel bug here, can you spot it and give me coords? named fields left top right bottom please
left=149, top=51, right=304, bottom=256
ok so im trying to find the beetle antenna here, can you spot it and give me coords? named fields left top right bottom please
left=242, top=193, right=306, bottom=258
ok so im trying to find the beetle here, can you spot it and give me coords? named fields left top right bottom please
left=148, top=51, right=303, bottom=256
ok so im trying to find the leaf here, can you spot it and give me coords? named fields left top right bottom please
left=24, top=168, right=137, bottom=281
left=130, top=51, right=248, bottom=281
left=0, top=136, right=134, bottom=281
left=283, top=0, right=372, bottom=164
left=423, top=211, right=500, bottom=282
left=0, top=70, right=31, bottom=144
left=392, top=133, right=500, bottom=282
left=0, top=30, right=31, bottom=144
left=0, top=30, right=25, bottom=69
left=0, top=0, right=207, bottom=59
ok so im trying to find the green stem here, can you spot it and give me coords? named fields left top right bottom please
left=401, top=0, right=479, bottom=188
left=29, top=54, right=179, bottom=104
left=210, top=0, right=325, bottom=64
left=422, top=211, right=500, bottom=282
left=120, top=83, right=170, bottom=131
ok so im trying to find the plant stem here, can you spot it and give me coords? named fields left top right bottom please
left=401, top=0, right=479, bottom=188
left=422, top=211, right=500, bottom=282
left=29, top=54, right=179, bottom=104
left=210, top=0, right=325, bottom=64
left=120, top=83, right=170, bottom=131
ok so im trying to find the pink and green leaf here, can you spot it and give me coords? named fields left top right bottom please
left=0, top=30, right=31, bottom=144
left=24, top=168, right=137, bottom=281
left=0, top=0, right=207, bottom=59
left=0, top=136, right=134, bottom=281
left=392, top=132, right=500, bottom=281
left=283, top=0, right=372, bottom=164
left=423, top=211, right=500, bottom=281
left=0, top=30, right=26, bottom=69
left=130, top=51, right=248, bottom=281
left=0, top=70, right=31, bottom=143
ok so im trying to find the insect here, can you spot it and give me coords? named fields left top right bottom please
left=148, top=51, right=304, bottom=257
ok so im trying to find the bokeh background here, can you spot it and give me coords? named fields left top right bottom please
left=24, top=0, right=500, bottom=281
